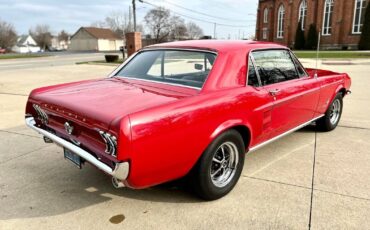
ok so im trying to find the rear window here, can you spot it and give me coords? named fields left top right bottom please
left=115, top=50, right=217, bottom=89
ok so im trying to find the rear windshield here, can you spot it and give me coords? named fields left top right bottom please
left=115, top=50, right=217, bottom=89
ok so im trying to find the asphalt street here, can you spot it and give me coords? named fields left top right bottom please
left=0, top=56, right=369, bottom=229
left=0, top=52, right=117, bottom=71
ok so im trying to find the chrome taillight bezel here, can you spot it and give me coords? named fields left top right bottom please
left=99, top=130, right=118, bottom=157
left=33, top=104, right=49, bottom=124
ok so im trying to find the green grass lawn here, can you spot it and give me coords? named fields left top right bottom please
left=76, top=59, right=181, bottom=66
left=0, top=53, right=48, bottom=60
left=76, top=59, right=124, bottom=65
left=293, top=51, right=370, bottom=59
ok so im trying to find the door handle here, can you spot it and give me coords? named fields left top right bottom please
left=269, top=89, right=281, bottom=96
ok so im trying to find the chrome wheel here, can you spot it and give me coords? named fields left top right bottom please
left=329, top=99, right=341, bottom=125
left=210, top=142, right=239, bottom=188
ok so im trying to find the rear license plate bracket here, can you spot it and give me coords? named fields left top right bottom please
left=64, top=148, right=82, bottom=169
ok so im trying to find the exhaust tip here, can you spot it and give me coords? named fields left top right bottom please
left=112, top=177, right=125, bottom=188
left=43, top=136, right=53, bottom=143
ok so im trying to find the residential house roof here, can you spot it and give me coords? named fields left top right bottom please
left=16, top=35, right=38, bottom=47
left=72, top=27, right=121, bottom=40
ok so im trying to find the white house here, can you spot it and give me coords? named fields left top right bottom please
left=69, top=27, right=123, bottom=51
left=51, top=36, right=70, bottom=51
left=12, top=35, right=41, bottom=53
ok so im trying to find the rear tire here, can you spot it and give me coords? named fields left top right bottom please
left=317, top=93, right=343, bottom=131
left=191, top=130, right=245, bottom=200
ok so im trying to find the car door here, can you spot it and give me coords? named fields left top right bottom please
left=245, top=56, right=275, bottom=147
left=250, top=49, right=320, bottom=138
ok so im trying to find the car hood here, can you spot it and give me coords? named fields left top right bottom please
left=31, top=78, right=197, bottom=130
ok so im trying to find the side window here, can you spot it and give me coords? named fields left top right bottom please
left=252, top=50, right=299, bottom=86
left=291, top=53, right=307, bottom=78
left=147, top=51, right=215, bottom=82
left=247, top=57, right=260, bottom=87
left=147, top=53, right=162, bottom=77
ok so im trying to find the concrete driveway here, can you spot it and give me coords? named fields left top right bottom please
left=0, top=59, right=369, bottom=229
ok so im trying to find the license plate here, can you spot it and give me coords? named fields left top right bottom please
left=64, top=148, right=82, bottom=169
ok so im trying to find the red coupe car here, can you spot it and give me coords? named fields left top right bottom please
left=25, top=40, right=351, bottom=200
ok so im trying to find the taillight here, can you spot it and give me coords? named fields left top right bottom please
left=33, top=104, right=49, bottom=124
left=98, top=131, right=118, bottom=157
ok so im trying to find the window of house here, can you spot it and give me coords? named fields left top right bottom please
left=298, top=0, right=307, bottom=31
left=277, top=5, right=285, bottom=38
left=322, top=0, right=334, bottom=35
left=353, top=0, right=367, bottom=33
left=264, top=8, right=269, bottom=23
left=251, top=50, right=299, bottom=86
left=262, top=28, right=268, bottom=39
left=247, top=56, right=260, bottom=87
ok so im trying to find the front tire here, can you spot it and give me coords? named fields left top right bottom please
left=317, top=93, right=343, bottom=131
left=191, top=130, right=245, bottom=200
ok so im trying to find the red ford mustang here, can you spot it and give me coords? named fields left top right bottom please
left=25, top=40, right=351, bottom=200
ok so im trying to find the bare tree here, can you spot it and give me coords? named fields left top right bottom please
left=0, top=19, right=17, bottom=49
left=90, top=21, right=106, bottom=28
left=144, top=7, right=172, bottom=42
left=29, top=24, right=52, bottom=50
left=170, top=16, right=187, bottom=40
left=186, top=22, right=204, bottom=40
left=58, top=30, right=69, bottom=42
left=104, top=10, right=129, bottom=37
left=92, top=10, right=144, bottom=38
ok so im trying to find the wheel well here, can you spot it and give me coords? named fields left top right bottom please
left=339, top=88, right=346, bottom=97
left=232, top=125, right=251, bottom=150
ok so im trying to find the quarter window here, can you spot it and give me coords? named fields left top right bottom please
left=322, top=0, right=334, bottom=35
left=251, top=50, right=299, bottom=86
left=247, top=57, right=259, bottom=87
left=353, top=0, right=367, bottom=33
left=277, top=5, right=285, bottom=38
left=299, top=0, right=307, bottom=31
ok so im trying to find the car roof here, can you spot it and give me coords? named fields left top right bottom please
left=144, top=40, right=287, bottom=53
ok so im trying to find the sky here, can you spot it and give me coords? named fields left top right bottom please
left=0, top=0, right=258, bottom=39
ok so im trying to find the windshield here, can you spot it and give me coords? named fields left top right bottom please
left=115, top=50, right=217, bottom=89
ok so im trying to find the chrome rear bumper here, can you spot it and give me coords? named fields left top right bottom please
left=25, top=117, right=129, bottom=181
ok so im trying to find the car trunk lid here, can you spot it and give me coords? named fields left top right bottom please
left=31, top=77, right=198, bottom=130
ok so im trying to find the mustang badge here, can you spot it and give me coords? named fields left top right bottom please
left=64, top=122, right=74, bottom=135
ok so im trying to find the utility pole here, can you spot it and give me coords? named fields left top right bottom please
left=128, top=6, right=132, bottom=31
left=213, top=23, right=217, bottom=39
left=132, top=0, right=137, bottom=31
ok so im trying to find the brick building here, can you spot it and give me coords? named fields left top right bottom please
left=256, top=0, right=369, bottom=49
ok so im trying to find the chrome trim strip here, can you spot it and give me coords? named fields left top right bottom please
left=25, top=117, right=129, bottom=181
left=115, top=77, right=202, bottom=90
left=248, top=115, right=324, bottom=153
left=140, top=47, right=218, bottom=55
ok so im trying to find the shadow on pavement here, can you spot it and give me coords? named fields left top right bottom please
left=0, top=125, right=200, bottom=221
left=0, top=123, right=320, bottom=220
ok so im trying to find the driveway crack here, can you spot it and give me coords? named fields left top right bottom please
left=0, top=92, right=28, bottom=96
left=0, top=129, right=40, bottom=138
left=308, top=129, right=318, bottom=230
left=0, top=146, right=49, bottom=165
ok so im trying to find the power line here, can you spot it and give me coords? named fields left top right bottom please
left=161, top=0, right=254, bottom=23
left=139, top=0, right=254, bottom=28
